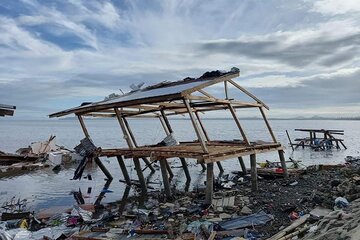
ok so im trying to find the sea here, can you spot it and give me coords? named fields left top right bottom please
left=0, top=118, right=359, bottom=212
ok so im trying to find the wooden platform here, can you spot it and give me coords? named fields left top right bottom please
left=100, top=140, right=283, bottom=163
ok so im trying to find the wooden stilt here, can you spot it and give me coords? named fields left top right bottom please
left=195, top=111, right=210, bottom=141
left=94, top=157, right=113, bottom=180
left=278, top=150, right=289, bottom=178
left=165, top=160, right=174, bottom=179
left=205, top=163, right=214, bottom=205
left=122, top=116, right=156, bottom=173
left=117, top=156, right=131, bottom=185
left=133, top=157, right=147, bottom=194
left=200, top=163, right=206, bottom=171
left=216, top=162, right=224, bottom=172
left=228, top=103, right=249, bottom=145
left=180, top=157, right=191, bottom=182
left=183, top=98, right=208, bottom=153
left=160, top=109, right=173, bottom=133
left=238, top=156, right=247, bottom=174
left=77, top=115, right=113, bottom=180
left=224, top=80, right=229, bottom=100
left=159, top=116, right=171, bottom=135
left=159, top=158, right=171, bottom=198
left=250, top=154, right=258, bottom=191
left=77, top=115, right=90, bottom=138
left=195, top=111, right=223, bottom=172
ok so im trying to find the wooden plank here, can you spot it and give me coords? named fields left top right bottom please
left=286, top=130, right=294, bottom=151
left=228, top=79, right=269, bottom=110
left=228, top=103, right=249, bottom=145
left=259, top=107, right=277, bottom=142
left=77, top=115, right=90, bottom=138
left=183, top=98, right=208, bottom=153
left=114, top=108, right=134, bottom=148
left=182, top=72, right=239, bottom=96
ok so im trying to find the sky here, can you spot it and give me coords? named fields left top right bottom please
left=0, top=0, right=359, bottom=119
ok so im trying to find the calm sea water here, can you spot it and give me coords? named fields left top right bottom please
left=0, top=118, right=359, bottom=211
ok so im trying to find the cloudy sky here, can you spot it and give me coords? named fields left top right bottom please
left=0, top=0, right=359, bottom=119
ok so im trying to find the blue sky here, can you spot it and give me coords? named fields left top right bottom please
left=0, top=0, right=359, bottom=118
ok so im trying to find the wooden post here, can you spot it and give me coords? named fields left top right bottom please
left=278, top=150, right=289, bottom=178
left=259, top=107, right=277, bottom=143
left=195, top=111, right=224, bottom=172
left=77, top=115, right=90, bottom=138
left=159, top=158, right=171, bottom=198
left=165, top=161, right=174, bottom=179
left=200, top=163, right=207, bottom=171
left=286, top=130, right=295, bottom=151
left=180, top=157, right=191, bottom=182
left=224, top=80, right=229, bottom=100
left=114, top=108, right=134, bottom=148
left=159, top=116, right=171, bottom=135
left=238, top=156, right=247, bottom=174
left=133, top=157, right=147, bottom=194
left=117, top=156, right=131, bottom=185
left=183, top=98, right=208, bottom=153
left=123, top=117, right=156, bottom=173
left=228, top=103, right=249, bottom=145
left=195, top=111, right=210, bottom=141
left=205, top=162, right=214, bottom=204
left=94, top=157, right=113, bottom=180
left=250, top=154, right=258, bottom=191
left=160, top=109, right=173, bottom=134
left=77, top=115, right=113, bottom=180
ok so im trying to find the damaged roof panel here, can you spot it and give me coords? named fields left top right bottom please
left=49, top=70, right=240, bottom=118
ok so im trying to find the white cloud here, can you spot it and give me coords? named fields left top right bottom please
left=311, top=0, right=360, bottom=15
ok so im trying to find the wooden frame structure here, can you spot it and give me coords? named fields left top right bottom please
left=0, top=104, right=16, bottom=117
left=50, top=68, right=287, bottom=203
left=292, top=128, right=347, bottom=150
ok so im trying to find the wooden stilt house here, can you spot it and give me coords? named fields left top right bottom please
left=49, top=68, right=287, bottom=203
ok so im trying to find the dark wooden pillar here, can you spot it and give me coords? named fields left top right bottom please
left=180, top=157, right=191, bottom=182
left=77, top=114, right=113, bottom=180
left=159, top=158, right=171, bottom=198
left=117, top=156, right=131, bottom=185
left=250, top=154, right=258, bottom=191
left=133, top=157, right=147, bottom=194
left=238, top=156, right=247, bottom=174
left=278, top=150, right=288, bottom=178
left=205, top=162, right=214, bottom=204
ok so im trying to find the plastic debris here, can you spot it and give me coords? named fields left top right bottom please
left=218, top=211, right=273, bottom=230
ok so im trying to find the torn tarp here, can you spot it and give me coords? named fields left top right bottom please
left=218, top=211, right=273, bottom=230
